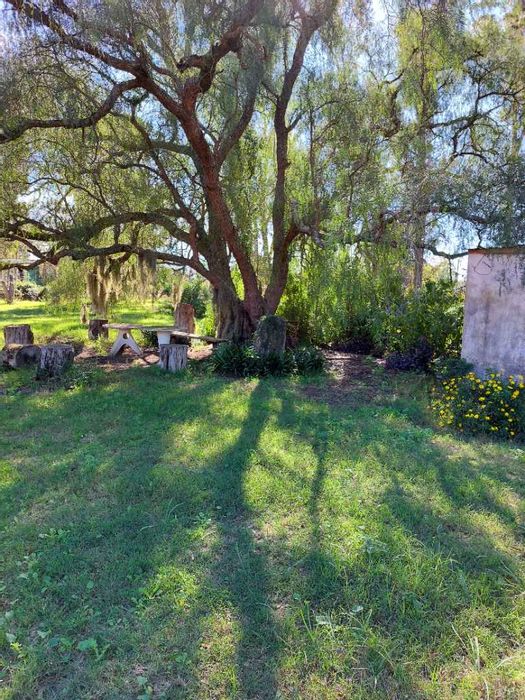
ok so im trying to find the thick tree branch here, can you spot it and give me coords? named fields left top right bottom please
left=0, top=79, right=141, bottom=144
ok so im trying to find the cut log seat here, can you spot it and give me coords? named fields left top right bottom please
left=158, top=343, right=188, bottom=372
left=36, top=343, right=74, bottom=379
left=3, top=324, right=34, bottom=345
left=88, top=319, right=108, bottom=340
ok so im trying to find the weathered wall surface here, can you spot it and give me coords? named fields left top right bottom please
left=462, top=249, right=525, bottom=377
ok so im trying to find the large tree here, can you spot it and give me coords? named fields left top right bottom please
left=0, top=0, right=335, bottom=338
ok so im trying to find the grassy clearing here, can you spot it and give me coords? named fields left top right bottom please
left=0, top=300, right=173, bottom=346
left=1, top=305, right=524, bottom=699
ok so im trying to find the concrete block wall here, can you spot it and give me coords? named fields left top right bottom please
left=462, top=248, right=525, bottom=377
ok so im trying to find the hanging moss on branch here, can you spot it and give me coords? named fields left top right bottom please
left=86, top=256, right=111, bottom=317
left=137, top=250, right=157, bottom=299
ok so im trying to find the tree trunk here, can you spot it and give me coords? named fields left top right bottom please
left=1, top=273, right=16, bottom=304
left=413, top=243, right=424, bottom=290
left=37, top=343, right=74, bottom=378
left=3, top=324, right=34, bottom=345
left=88, top=319, right=108, bottom=340
left=214, top=285, right=257, bottom=342
left=158, top=344, right=188, bottom=372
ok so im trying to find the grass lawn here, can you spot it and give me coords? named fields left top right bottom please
left=1, top=304, right=524, bottom=698
left=0, top=300, right=173, bottom=346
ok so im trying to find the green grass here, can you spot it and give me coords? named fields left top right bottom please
left=1, top=305, right=524, bottom=698
left=0, top=300, right=172, bottom=346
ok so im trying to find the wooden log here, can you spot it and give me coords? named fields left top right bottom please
left=1, top=344, right=41, bottom=369
left=158, top=343, right=188, bottom=372
left=174, top=303, right=195, bottom=333
left=36, top=343, right=74, bottom=379
left=3, top=324, right=34, bottom=345
left=88, top=318, right=108, bottom=340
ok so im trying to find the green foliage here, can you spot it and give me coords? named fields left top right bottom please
left=381, top=281, right=464, bottom=357
left=292, top=345, right=326, bottom=374
left=432, top=371, right=525, bottom=440
left=385, top=338, right=433, bottom=373
left=209, top=343, right=324, bottom=378
left=279, top=245, right=408, bottom=348
left=196, top=302, right=216, bottom=338
left=281, top=247, right=463, bottom=360
left=257, top=351, right=296, bottom=378
left=209, top=343, right=260, bottom=378
left=45, top=259, right=86, bottom=309
left=181, top=278, right=211, bottom=320
left=431, top=356, right=473, bottom=381
left=15, top=280, right=44, bottom=301
left=140, top=329, right=159, bottom=348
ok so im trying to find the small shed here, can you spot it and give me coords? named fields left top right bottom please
left=462, top=247, right=525, bottom=377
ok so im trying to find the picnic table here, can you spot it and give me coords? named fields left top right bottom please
left=103, top=323, right=226, bottom=357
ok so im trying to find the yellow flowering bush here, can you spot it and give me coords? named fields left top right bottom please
left=431, top=371, right=525, bottom=439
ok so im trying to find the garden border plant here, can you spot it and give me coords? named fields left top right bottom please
left=209, top=342, right=325, bottom=378
left=432, top=369, right=525, bottom=440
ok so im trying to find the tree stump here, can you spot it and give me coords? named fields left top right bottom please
left=174, top=303, right=195, bottom=333
left=88, top=319, right=108, bottom=340
left=36, top=344, right=74, bottom=379
left=253, top=315, right=286, bottom=357
left=158, top=343, right=188, bottom=372
left=1, top=344, right=41, bottom=369
left=3, top=324, right=34, bottom=345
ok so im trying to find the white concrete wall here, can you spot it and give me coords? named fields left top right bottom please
left=462, top=249, right=525, bottom=377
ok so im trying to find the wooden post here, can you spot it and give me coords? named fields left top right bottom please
left=3, top=324, right=34, bottom=345
left=158, top=344, right=188, bottom=372
left=174, top=303, right=195, bottom=333
left=88, top=319, right=108, bottom=340
left=36, top=344, right=74, bottom=379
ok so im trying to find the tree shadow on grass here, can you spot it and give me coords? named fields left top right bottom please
left=0, top=369, right=234, bottom=696
left=203, top=379, right=280, bottom=698
left=276, top=385, right=525, bottom=696
left=2, top=368, right=525, bottom=698
left=1, top=370, right=282, bottom=698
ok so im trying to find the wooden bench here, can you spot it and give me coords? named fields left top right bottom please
left=103, top=323, right=226, bottom=357
left=149, top=328, right=226, bottom=346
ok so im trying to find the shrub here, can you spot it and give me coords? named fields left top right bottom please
left=210, top=343, right=259, bottom=377
left=385, top=337, right=433, bottom=372
left=431, top=357, right=473, bottom=381
left=293, top=345, right=326, bottom=374
left=16, top=280, right=44, bottom=301
left=258, top=351, right=296, bottom=377
left=141, top=330, right=159, bottom=348
left=432, top=371, right=525, bottom=439
left=381, top=280, right=463, bottom=358
left=46, top=259, right=86, bottom=309
left=181, top=279, right=210, bottom=319
left=279, top=246, right=463, bottom=359
left=156, top=299, right=174, bottom=315
left=210, top=343, right=324, bottom=378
